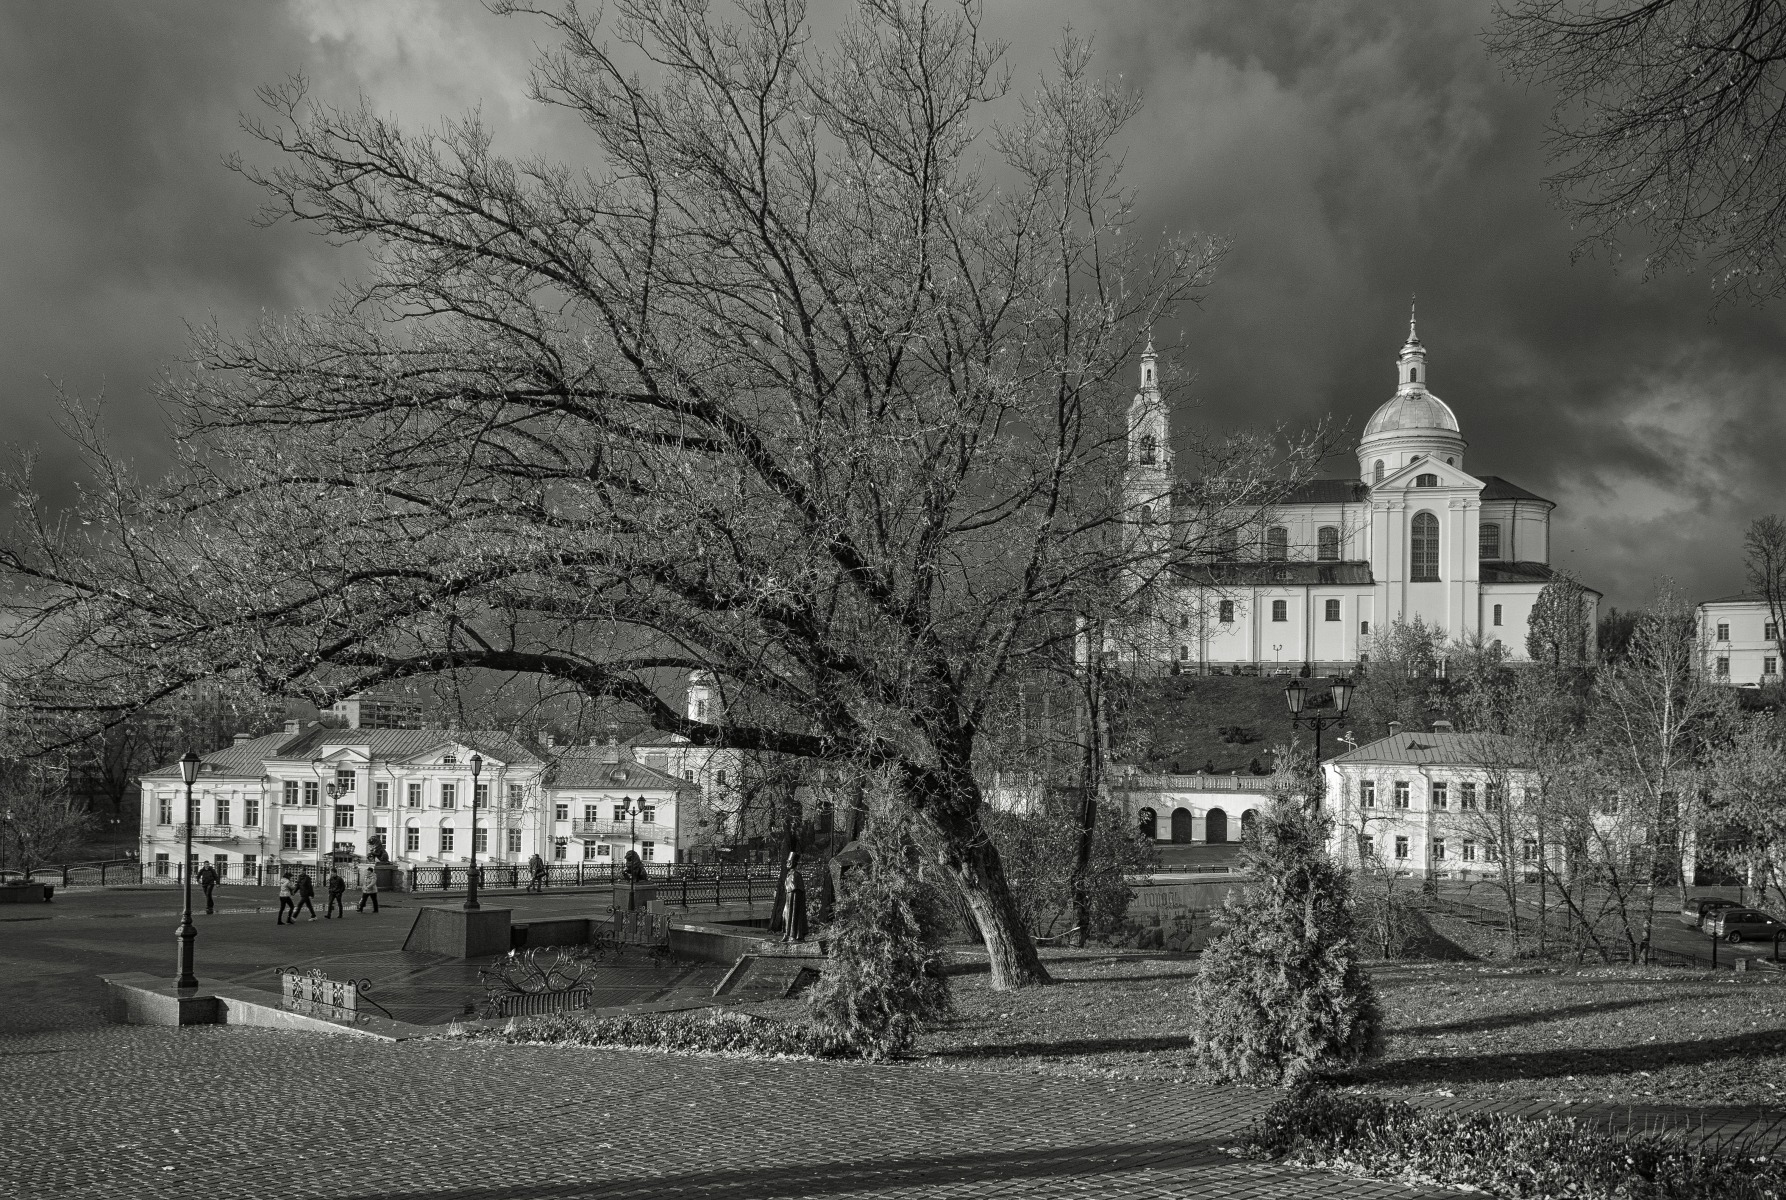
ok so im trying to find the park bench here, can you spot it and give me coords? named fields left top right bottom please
left=606, top=907, right=674, bottom=966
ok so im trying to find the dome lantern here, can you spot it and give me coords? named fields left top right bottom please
left=1358, top=303, right=1466, bottom=483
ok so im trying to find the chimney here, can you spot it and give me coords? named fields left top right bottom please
left=1387, top=721, right=1403, bottom=738
left=233, top=732, right=252, bottom=745
left=1431, top=719, right=1453, bottom=732
left=599, top=721, right=621, bottom=765
left=283, top=720, right=301, bottom=735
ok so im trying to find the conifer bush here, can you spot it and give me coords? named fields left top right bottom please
left=1190, top=753, right=1382, bottom=1084
left=805, top=831, right=951, bottom=1058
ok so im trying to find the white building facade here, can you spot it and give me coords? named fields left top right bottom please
left=1113, top=314, right=1600, bottom=673
left=1696, top=594, right=1783, bottom=687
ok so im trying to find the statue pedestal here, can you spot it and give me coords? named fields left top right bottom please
left=402, top=905, right=512, bottom=958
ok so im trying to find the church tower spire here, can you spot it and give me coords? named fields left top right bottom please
left=1397, top=297, right=1427, bottom=388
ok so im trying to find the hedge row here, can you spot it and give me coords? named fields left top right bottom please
left=473, top=1008, right=852, bottom=1060
left=1244, top=1088, right=1786, bottom=1199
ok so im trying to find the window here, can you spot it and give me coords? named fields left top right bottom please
left=645, top=753, right=668, bottom=771
left=373, top=826, right=387, bottom=849
left=1484, top=839, right=1500, bottom=862
left=155, top=853, right=170, bottom=877
left=507, top=829, right=522, bottom=853
left=716, top=771, right=728, bottom=787
left=641, top=806, right=656, bottom=825
left=473, top=828, right=488, bottom=854
left=1457, top=839, right=1475, bottom=863
left=301, top=826, right=319, bottom=851
left=281, top=824, right=298, bottom=850
left=1394, top=836, right=1409, bottom=860
left=1717, top=622, right=1731, bottom=641
left=1717, top=656, right=1731, bottom=677
left=1431, top=781, right=1448, bottom=809
left=1460, top=782, right=1477, bottom=810
left=335, top=769, right=356, bottom=793
left=1219, top=600, right=1235, bottom=624
left=374, top=782, right=389, bottom=808
left=1265, top=526, right=1288, bottom=560
left=1769, top=622, right=1780, bottom=640
left=584, top=804, right=600, bottom=823
left=1410, top=511, right=1440, bottom=581
left=441, top=783, right=457, bottom=809
left=552, top=839, right=566, bottom=861
left=612, top=804, right=628, bottom=822
left=214, top=796, right=231, bottom=826
left=283, top=781, right=298, bottom=806
left=474, top=783, right=489, bottom=809
left=440, top=827, right=455, bottom=855
left=1360, top=780, right=1376, bottom=808
left=641, top=842, right=656, bottom=862
left=244, top=797, right=260, bottom=827
left=158, top=795, right=172, bottom=826
left=302, top=781, right=319, bottom=806
left=1178, top=644, right=1190, bottom=660
left=1138, top=434, right=1156, bottom=465
left=1432, top=838, right=1446, bottom=861
left=555, top=802, right=570, bottom=822
left=442, top=755, right=457, bottom=766
left=1373, top=460, right=1384, bottom=485
left=1394, top=781, right=1410, bottom=808
left=187, top=794, right=201, bottom=824
left=1317, top=526, right=1339, bottom=561
left=1479, top=522, right=1501, bottom=560
left=404, top=827, right=420, bottom=854
left=1360, top=620, right=1370, bottom=636
left=1325, top=598, right=1340, bottom=622
left=1493, top=603, right=1503, bottom=626
left=1271, top=599, right=1288, bottom=622
left=242, top=854, right=258, bottom=878
left=1486, top=783, right=1504, bottom=812
left=334, top=806, right=355, bottom=828
left=508, top=783, right=524, bottom=809
left=1360, top=834, right=1375, bottom=858
left=1521, top=838, right=1539, bottom=863
left=1415, top=473, right=1438, bottom=488
left=407, top=783, right=422, bottom=808
left=1769, top=657, right=1779, bottom=676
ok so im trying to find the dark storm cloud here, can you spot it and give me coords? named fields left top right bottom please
left=2, top=0, right=1781, bottom=610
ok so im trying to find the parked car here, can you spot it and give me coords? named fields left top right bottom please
left=1704, top=908, right=1786, bottom=943
left=1680, top=897, right=1745, bottom=929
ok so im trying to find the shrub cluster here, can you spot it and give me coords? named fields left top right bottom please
left=475, top=1007, right=847, bottom=1059
left=1246, top=1088, right=1786, bottom=1199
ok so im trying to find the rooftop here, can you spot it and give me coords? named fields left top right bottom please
left=1325, top=730, right=1528, bottom=768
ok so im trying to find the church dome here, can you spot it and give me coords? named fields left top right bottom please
left=1363, top=389, right=1459, bottom=438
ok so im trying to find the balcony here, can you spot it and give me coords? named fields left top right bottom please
left=571, top=819, right=672, bottom=843
left=170, top=824, right=256, bottom=843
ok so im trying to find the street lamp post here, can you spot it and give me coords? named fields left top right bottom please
left=465, top=753, right=483, bottom=910
left=325, top=781, right=347, bottom=877
left=1283, top=676, right=1356, bottom=786
left=174, top=751, right=201, bottom=990
left=622, top=796, right=644, bottom=908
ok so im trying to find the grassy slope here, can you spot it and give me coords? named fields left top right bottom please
left=1107, top=675, right=1364, bottom=775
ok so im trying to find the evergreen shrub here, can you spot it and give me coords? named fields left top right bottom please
left=477, top=1008, right=844, bottom=1058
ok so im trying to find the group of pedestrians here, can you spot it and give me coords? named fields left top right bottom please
left=275, top=867, right=380, bottom=924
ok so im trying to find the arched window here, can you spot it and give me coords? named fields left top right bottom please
left=1139, top=504, right=1152, bottom=526
left=1410, top=511, right=1440, bottom=581
left=1479, top=521, right=1501, bottom=560
left=1265, top=526, right=1288, bottom=561
left=1138, top=434, right=1156, bottom=465
left=1317, top=525, right=1339, bottom=561
left=1218, top=600, right=1235, bottom=624
left=1373, top=460, right=1385, bottom=485
left=1408, top=367, right=1416, bottom=383
left=1415, top=473, right=1438, bottom=488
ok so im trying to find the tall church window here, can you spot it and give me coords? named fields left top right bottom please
left=1317, top=526, right=1339, bottom=561
left=1265, top=526, right=1288, bottom=561
left=1218, top=600, right=1235, bottom=624
left=1325, top=599, right=1340, bottom=622
left=1373, top=460, right=1385, bottom=484
left=1138, top=434, right=1156, bottom=465
left=1217, top=528, right=1238, bottom=557
left=1411, top=512, right=1440, bottom=581
left=1271, top=600, right=1288, bottom=622
left=1479, top=522, right=1501, bottom=559
left=1493, top=604, right=1503, bottom=626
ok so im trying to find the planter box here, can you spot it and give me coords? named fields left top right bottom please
left=0, top=883, right=53, bottom=903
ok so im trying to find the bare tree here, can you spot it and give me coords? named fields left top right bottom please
left=0, top=761, right=94, bottom=874
left=0, top=2, right=1322, bottom=990
left=1490, top=0, right=1786, bottom=300
left=1745, top=515, right=1786, bottom=673
left=1705, top=712, right=1786, bottom=909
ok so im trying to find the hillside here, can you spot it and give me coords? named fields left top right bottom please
left=1107, top=674, right=1372, bottom=774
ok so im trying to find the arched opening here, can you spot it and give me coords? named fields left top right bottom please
left=1373, top=460, right=1385, bottom=485
left=1240, top=809, right=1258, bottom=839
left=1265, top=526, right=1288, bottom=561
left=1137, top=807, right=1158, bottom=840
left=1205, top=808, right=1229, bottom=844
left=1317, top=525, right=1339, bottom=561
left=1410, top=511, right=1440, bottom=581
left=1138, top=434, right=1156, bottom=465
left=1408, top=367, right=1416, bottom=382
left=1170, top=807, right=1194, bottom=843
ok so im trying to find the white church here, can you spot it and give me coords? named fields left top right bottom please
left=1112, top=312, right=1600, bottom=673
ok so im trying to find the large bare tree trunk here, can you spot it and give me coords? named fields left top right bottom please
left=915, top=773, right=1051, bottom=989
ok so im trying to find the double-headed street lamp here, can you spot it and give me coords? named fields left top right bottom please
left=174, top=750, right=201, bottom=990
left=325, top=779, right=348, bottom=875
left=464, top=753, right=484, bottom=910
left=1283, top=676, right=1356, bottom=766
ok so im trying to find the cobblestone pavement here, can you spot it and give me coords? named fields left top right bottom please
left=0, top=1023, right=1442, bottom=1200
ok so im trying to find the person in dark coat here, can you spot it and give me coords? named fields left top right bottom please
left=196, top=862, right=219, bottom=914
left=527, top=853, right=547, bottom=893
left=781, top=853, right=809, bottom=943
left=324, top=870, right=347, bottom=918
left=293, top=868, right=318, bottom=921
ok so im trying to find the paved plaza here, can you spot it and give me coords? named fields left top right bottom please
left=0, top=886, right=1452, bottom=1199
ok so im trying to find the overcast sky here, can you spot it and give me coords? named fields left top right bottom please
left=2, top=0, right=1782, bottom=613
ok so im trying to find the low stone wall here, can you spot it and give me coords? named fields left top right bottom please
left=1129, top=875, right=1248, bottom=917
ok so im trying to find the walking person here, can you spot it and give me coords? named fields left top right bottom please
left=324, top=869, right=347, bottom=919
left=357, top=869, right=379, bottom=913
left=196, top=861, right=219, bottom=915
left=276, top=872, right=297, bottom=925
left=527, top=852, right=547, bottom=893
left=293, top=868, right=318, bottom=921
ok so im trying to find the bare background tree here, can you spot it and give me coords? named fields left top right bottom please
left=0, top=0, right=1322, bottom=989
left=1490, top=0, right=1786, bottom=300
left=1744, top=515, right=1786, bottom=676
